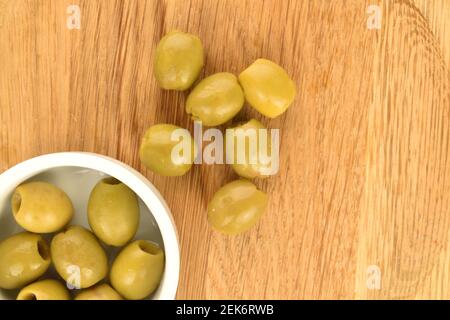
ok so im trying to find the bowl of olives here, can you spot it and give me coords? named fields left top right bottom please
left=0, top=152, right=180, bottom=300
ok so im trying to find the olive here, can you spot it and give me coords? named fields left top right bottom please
left=17, top=279, right=70, bottom=300
left=88, top=177, right=140, bottom=247
left=0, top=232, right=51, bottom=289
left=139, top=124, right=196, bottom=176
left=239, top=58, right=296, bottom=118
left=51, top=225, right=108, bottom=289
left=207, top=179, right=268, bottom=235
left=154, top=30, right=204, bottom=90
left=11, top=181, right=73, bottom=233
left=227, top=119, right=275, bottom=178
left=110, top=240, right=165, bottom=300
left=186, top=72, right=244, bottom=126
left=75, top=283, right=123, bottom=300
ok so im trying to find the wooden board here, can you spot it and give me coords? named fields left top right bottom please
left=0, top=0, right=449, bottom=299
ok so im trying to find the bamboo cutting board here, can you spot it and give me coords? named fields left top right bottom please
left=0, top=0, right=449, bottom=299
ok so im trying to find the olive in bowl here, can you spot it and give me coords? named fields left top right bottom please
left=17, top=279, right=70, bottom=300
left=111, top=240, right=165, bottom=300
left=75, top=283, right=123, bottom=300
left=11, top=181, right=73, bottom=233
left=51, top=225, right=108, bottom=289
left=88, top=178, right=140, bottom=247
left=0, top=232, right=51, bottom=289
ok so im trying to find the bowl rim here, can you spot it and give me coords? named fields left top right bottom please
left=0, top=152, right=180, bottom=300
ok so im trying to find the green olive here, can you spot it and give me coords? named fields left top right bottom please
left=227, top=119, right=274, bottom=178
left=17, top=279, right=70, bottom=300
left=207, top=179, right=268, bottom=235
left=75, top=283, right=123, bottom=300
left=110, top=240, right=165, bottom=300
left=88, top=177, right=140, bottom=247
left=154, top=30, right=204, bottom=90
left=0, top=232, right=51, bottom=289
left=11, top=181, right=73, bottom=233
left=239, top=58, right=296, bottom=118
left=139, top=124, right=196, bottom=176
left=51, top=225, right=108, bottom=289
left=186, top=72, right=244, bottom=126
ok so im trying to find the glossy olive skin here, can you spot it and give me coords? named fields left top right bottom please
left=139, top=124, right=196, bottom=176
left=51, top=226, right=108, bottom=289
left=207, top=180, right=268, bottom=235
left=75, top=283, right=123, bottom=300
left=110, top=240, right=165, bottom=300
left=239, top=59, right=296, bottom=118
left=0, top=232, right=51, bottom=289
left=186, top=73, right=244, bottom=126
left=227, top=119, right=273, bottom=179
left=11, top=181, right=73, bottom=233
left=88, top=178, right=140, bottom=247
left=154, top=30, right=204, bottom=90
left=17, top=279, right=70, bottom=300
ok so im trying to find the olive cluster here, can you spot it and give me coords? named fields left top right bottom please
left=0, top=180, right=164, bottom=300
left=142, top=31, right=296, bottom=235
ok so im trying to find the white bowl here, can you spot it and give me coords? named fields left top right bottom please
left=0, top=152, right=180, bottom=300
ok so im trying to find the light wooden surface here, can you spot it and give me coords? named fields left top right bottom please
left=0, top=0, right=449, bottom=299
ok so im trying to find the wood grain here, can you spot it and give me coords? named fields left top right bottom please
left=0, top=0, right=449, bottom=299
